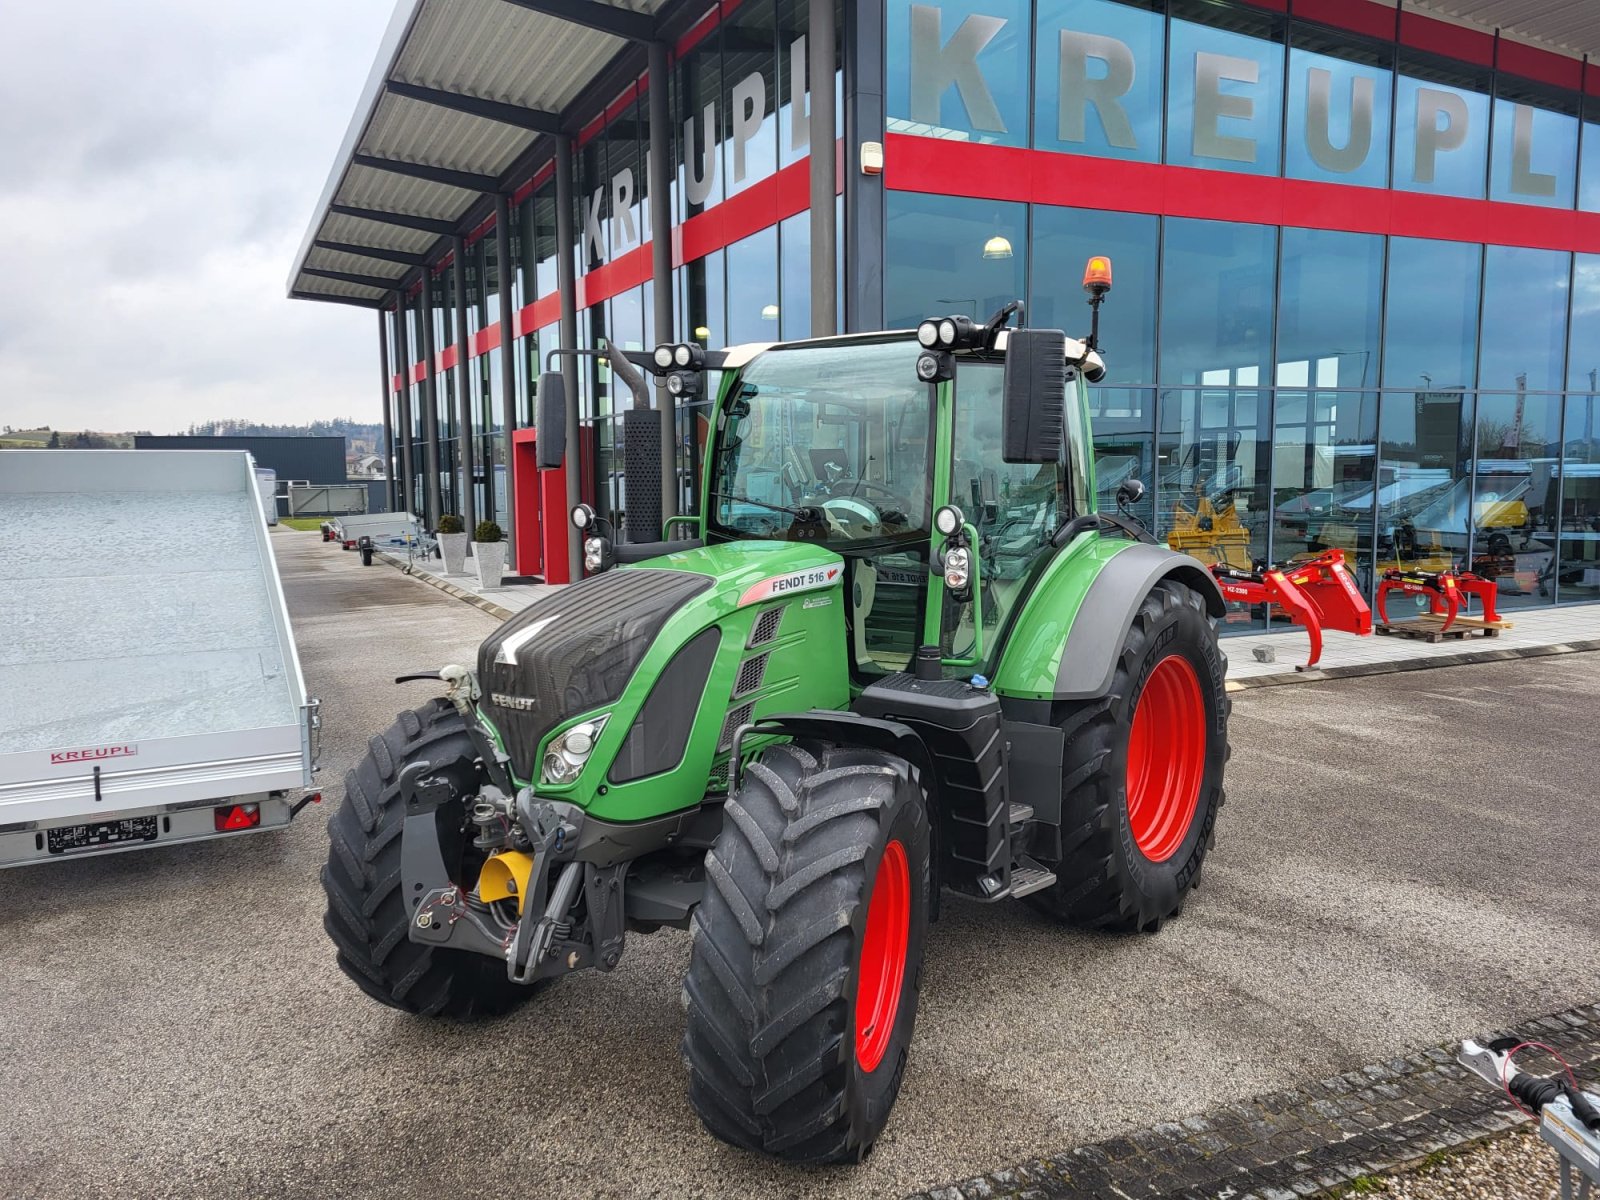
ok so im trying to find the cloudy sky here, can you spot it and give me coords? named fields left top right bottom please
left=0, top=0, right=396, bottom=434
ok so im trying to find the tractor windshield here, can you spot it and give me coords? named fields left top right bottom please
left=707, top=339, right=931, bottom=546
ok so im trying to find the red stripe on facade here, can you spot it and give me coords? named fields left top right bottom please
left=465, top=213, right=496, bottom=247
left=575, top=243, right=653, bottom=309
left=674, top=0, right=741, bottom=60
left=411, top=361, right=427, bottom=384
left=578, top=82, right=642, bottom=148
left=438, top=345, right=459, bottom=372
left=516, top=292, right=562, bottom=339
left=882, top=133, right=1600, bottom=253
left=675, top=155, right=813, bottom=266
left=512, top=159, right=558, bottom=205
left=1398, top=10, right=1494, bottom=67
left=471, top=324, right=499, bottom=359
left=392, top=371, right=402, bottom=392
left=1292, top=0, right=1394, bottom=43
left=1497, top=39, right=1584, bottom=91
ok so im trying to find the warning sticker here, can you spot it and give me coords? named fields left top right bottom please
left=738, top=565, right=842, bottom=607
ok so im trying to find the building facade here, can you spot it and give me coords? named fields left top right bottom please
left=291, top=0, right=1600, bottom=618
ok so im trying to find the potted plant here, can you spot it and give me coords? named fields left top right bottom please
left=436, top=514, right=468, bottom=575
left=472, top=520, right=505, bottom=590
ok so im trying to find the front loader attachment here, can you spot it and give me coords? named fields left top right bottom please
left=1210, top=548, right=1372, bottom=670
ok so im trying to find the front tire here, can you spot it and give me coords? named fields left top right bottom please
left=1029, top=578, right=1229, bottom=932
left=321, top=698, right=534, bottom=1019
left=683, top=741, right=931, bottom=1164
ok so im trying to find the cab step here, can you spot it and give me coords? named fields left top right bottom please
left=1008, top=801, right=1034, bottom=826
left=1007, top=855, right=1056, bottom=898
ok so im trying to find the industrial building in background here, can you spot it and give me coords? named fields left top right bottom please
left=290, top=0, right=1600, bottom=625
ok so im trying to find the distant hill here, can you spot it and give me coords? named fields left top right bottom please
left=0, top=427, right=140, bottom=449
left=183, top=419, right=385, bottom=457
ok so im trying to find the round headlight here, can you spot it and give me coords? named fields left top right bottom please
left=673, top=344, right=692, bottom=368
left=915, top=352, right=941, bottom=383
left=934, top=504, right=964, bottom=536
left=667, top=372, right=685, bottom=396
left=544, top=752, right=574, bottom=783
left=938, top=318, right=957, bottom=347
left=653, top=345, right=674, bottom=369
left=571, top=503, right=593, bottom=530
left=917, top=320, right=939, bottom=348
left=944, top=546, right=971, bottom=591
left=565, top=725, right=595, bottom=756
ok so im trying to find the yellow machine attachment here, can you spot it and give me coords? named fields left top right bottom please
left=476, top=850, right=536, bottom=914
left=1168, top=484, right=1252, bottom=571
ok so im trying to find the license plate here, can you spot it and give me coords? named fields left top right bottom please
left=46, top=816, right=160, bottom=854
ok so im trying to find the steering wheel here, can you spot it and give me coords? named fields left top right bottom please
left=821, top=496, right=885, bottom=538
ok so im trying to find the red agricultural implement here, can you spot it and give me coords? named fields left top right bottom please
left=1375, top=566, right=1502, bottom=632
left=1209, top=548, right=1373, bottom=670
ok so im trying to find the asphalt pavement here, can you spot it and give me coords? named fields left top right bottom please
left=4, top=529, right=1597, bottom=1200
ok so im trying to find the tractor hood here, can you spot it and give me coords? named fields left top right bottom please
left=477, top=540, right=847, bottom=788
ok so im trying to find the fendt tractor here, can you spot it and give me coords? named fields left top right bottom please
left=320, top=258, right=1232, bottom=1164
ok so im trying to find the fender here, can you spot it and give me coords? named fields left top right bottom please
left=733, top=710, right=938, bottom=804
left=994, top=537, right=1225, bottom=701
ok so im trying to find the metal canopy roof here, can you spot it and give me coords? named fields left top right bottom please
left=288, top=0, right=675, bottom=309
left=1412, top=0, right=1600, bottom=58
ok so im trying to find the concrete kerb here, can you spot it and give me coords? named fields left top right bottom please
left=374, top=550, right=518, bottom=622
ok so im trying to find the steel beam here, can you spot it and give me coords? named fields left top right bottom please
left=499, top=0, right=656, bottom=42
left=555, top=135, right=582, bottom=580
left=385, top=80, right=564, bottom=134
left=809, top=0, right=838, bottom=337
left=353, top=153, right=501, bottom=193
left=648, top=39, right=677, bottom=526
left=313, top=239, right=429, bottom=267
left=379, top=308, right=398, bottom=512
left=395, top=303, right=417, bottom=517
left=843, top=0, right=885, bottom=332
left=495, top=193, right=519, bottom=558
left=303, top=267, right=406, bottom=291
left=329, top=204, right=459, bottom=237
left=418, top=273, right=444, bottom=528
left=453, top=236, right=477, bottom=539
left=290, top=289, right=384, bottom=309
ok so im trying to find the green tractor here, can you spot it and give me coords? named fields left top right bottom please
left=321, top=260, right=1230, bottom=1164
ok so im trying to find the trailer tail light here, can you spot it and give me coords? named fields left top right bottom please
left=215, top=803, right=261, bottom=832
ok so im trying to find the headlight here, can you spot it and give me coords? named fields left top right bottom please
left=667, top=372, right=685, bottom=396
left=944, top=546, right=971, bottom=591
left=542, top=716, right=608, bottom=785
left=584, top=536, right=606, bottom=572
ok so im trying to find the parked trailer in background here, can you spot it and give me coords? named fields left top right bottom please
left=289, top=482, right=367, bottom=518
left=254, top=467, right=278, bottom=526
left=0, top=449, right=320, bottom=868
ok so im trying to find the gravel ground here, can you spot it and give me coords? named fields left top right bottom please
left=4, top=529, right=1598, bottom=1200
left=1371, top=1127, right=1561, bottom=1200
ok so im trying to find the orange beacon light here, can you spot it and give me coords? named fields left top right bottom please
left=1083, top=255, right=1113, bottom=296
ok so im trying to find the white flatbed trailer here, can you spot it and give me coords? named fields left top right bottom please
left=0, top=449, right=319, bottom=868
left=329, top=510, right=419, bottom=549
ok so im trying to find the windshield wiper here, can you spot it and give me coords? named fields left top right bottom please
left=712, top=491, right=818, bottom=521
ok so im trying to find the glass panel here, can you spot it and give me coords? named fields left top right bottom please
left=1284, top=27, right=1392, bottom=188
left=1272, top=390, right=1378, bottom=591
left=533, top=179, right=559, bottom=299
left=1479, top=245, right=1569, bottom=394
left=1091, top=387, right=1156, bottom=525
left=1030, top=205, right=1157, bottom=384
left=726, top=226, right=781, bottom=345
left=885, top=0, right=1030, bottom=146
left=776, top=0, right=813, bottom=170
left=1392, top=55, right=1491, bottom=198
left=1376, top=389, right=1472, bottom=579
left=1277, top=227, right=1383, bottom=390
left=1488, top=81, right=1578, bottom=208
left=686, top=249, right=726, bottom=348
left=779, top=209, right=811, bottom=339
left=675, top=19, right=724, bottom=219
left=1571, top=254, right=1600, bottom=392
left=1165, top=7, right=1284, bottom=176
left=1382, top=237, right=1481, bottom=392
left=1471, top=392, right=1559, bottom=608
left=723, top=0, right=779, bottom=195
left=1556, top=390, right=1600, bottom=602
left=1158, top=217, right=1276, bottom=385
left=1033, top=0, right=1163, bottom=163
left=1580, top=114, right=1600, bottom=212
left=883, top=191, right=1026, bottom=329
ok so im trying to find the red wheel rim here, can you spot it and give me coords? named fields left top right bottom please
left=855, top=839, right=910, bottom=1073
left=1125, top=654, right=1207, bottom=863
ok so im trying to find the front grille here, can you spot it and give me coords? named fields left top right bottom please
left=719, top=702, right=755, bottom=752
left=733, top=653, right=768, bottom=698
left=749, top=605, right=784, bottom=646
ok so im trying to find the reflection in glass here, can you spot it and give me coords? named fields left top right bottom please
left=1376, top=388, right=1472, bottom=581
left=779, top=210, right=811, bottom=339
left=1277, top=227, right=1383, bottom=391
left=1034, top=0, right=1163, bottom=163
left=1479, top=246, right=1569, bottom=394
left=1556, top=390, right=1600, bottom=602
left=1285, top=34, right=1392, bottom=188
left=1392, top=62, right=1490, bottom=198
left=1382, top=237, right=1481, bottom=391
left=1472, top=393, right=1560, bottom=609
left=886, top=0, right=1031, bottom=146
left=1567, top=254, right=1600, bottom=391
left=883, top=192, right=1027, bottom=329
left=1271, top=391, right=1378, bottom=593
left=1488, top=85, right=1578, bottom=208
left=1031, top=205, right=1157, bottom=383
left=1159, top=217, right=1276, bottom=385
left=1166, top=15, right=1283, bottom=176
left=726, top=227, right=780, bottom=346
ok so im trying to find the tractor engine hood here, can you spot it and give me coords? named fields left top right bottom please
left=477, top=541, right=846, bottom=786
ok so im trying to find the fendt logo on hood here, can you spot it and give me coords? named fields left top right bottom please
left=739, top=566, right=841, bottom=607
left=490, top=693, right=538, bottom=711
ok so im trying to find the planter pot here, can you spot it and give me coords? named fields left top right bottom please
left=438, top=531, right=469, bottom=576
left=473, top=540, right=506, bottom=590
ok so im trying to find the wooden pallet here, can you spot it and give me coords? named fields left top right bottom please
left=1375, top=613, right=1513, bottom=642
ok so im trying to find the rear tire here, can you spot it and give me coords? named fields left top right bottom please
left=321, top=698, right=534, bottom=1019
left=683, top=741, right=930, bottom=1164
left=1028, top=579, right=1229, bottom=932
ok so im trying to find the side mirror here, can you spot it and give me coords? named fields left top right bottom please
left=1001, top=328, right=1067, bottom=465
left=1117, top=478, right=1146, bottom=510
left=536, top=373, right=566, bottom=469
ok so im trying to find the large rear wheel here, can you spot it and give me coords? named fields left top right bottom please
left=1028, top=578, right=1229, bottom=931
left=683, top=740, right=931, bottom=1164
left=321, top=698, right=534, bottom=1019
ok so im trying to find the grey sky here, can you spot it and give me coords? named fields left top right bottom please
left=0, top=0, right=395, bottom=433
